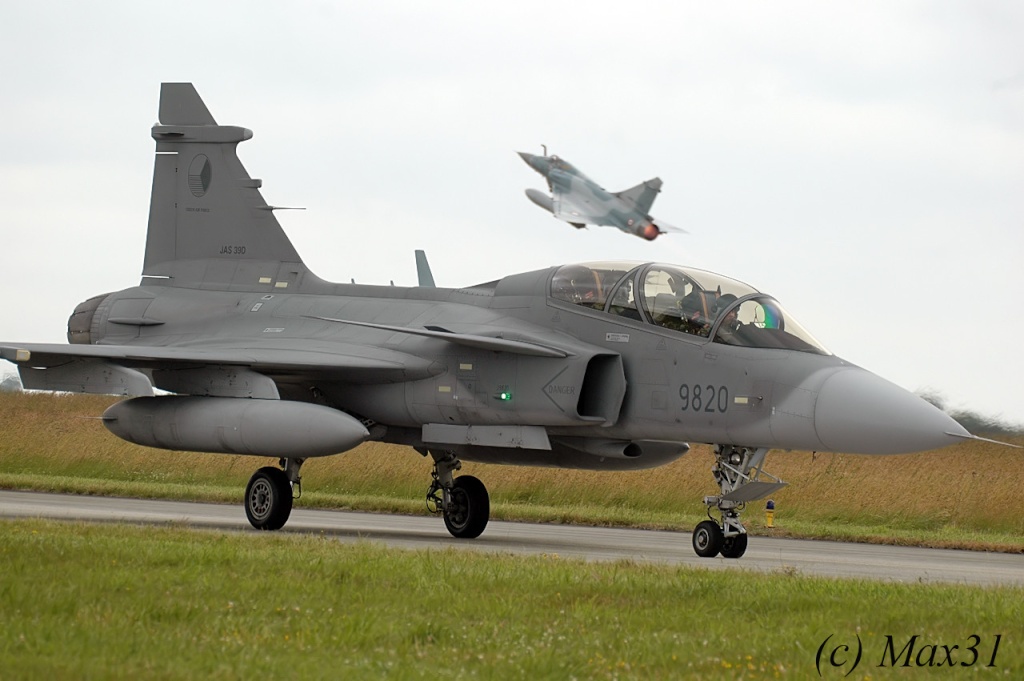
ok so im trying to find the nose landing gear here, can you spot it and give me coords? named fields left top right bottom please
left=692, top=445, right=786, bottom=559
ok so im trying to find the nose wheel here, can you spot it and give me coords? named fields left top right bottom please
left=691, top=445, right=786, bottom=559
left=691, top=511, right=750, bottom=558
left=721, top=532, right=749, bottom=559
left=692, top=520, right=723, bottom=557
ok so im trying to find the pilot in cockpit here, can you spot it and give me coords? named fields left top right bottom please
left=678, top=289, right=719, bottom=337
left=552, top=265, right=600, bottom=307
left=712, top=294, right=742, bottom=344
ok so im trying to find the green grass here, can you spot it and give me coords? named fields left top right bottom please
left=1, top=519, right=1021, bottom=680
left=2, top=392, right=1024, bottom=552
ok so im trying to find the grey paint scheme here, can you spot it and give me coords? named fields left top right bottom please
left=519, top=151, right=684, bottom=241
left=415, top=250, right=436, bottom=288
left=0, top=84, right=973, bottom=550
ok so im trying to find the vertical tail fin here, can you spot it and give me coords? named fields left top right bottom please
left=415, top=250, right=436, bottom=287
left=614, top=178, right=663, bottom=216
left=143, top=83, right=311, bottom=291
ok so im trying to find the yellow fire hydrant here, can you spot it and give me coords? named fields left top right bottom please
left=765, top=500, right=775, bottom=528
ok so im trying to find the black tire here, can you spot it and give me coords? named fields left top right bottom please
left=245, top=466, right=293, bottom=531
left=692, top=520, right=723, bottom=558
left=719, top=532, right=748, bottom=559
left=443, top=475, right=490, bottom=539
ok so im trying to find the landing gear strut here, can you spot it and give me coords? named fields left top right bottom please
left=245, top=458, right=304, bottom=531
left=424, top=450, right=490, bottom=538
left=692, top=445, right=786, bottom=559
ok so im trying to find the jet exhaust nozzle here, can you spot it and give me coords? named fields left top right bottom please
left=103, top=396, right=369, bottom=457
left=639, top=223, right=661, bottom=241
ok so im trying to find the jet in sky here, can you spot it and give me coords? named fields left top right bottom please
left=1, top=84, right=979, bottom=558
left=519, top=151, right=684, bottom=241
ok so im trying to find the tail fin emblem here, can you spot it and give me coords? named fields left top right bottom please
left=188, top=154, right=212, bottom=197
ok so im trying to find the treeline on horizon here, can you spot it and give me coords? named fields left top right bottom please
left=0, top=372, right=1020, bottom=435
left=916, top=390, right=1022, bottom=437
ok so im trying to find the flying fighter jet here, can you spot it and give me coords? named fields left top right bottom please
left=519, top=151, right=684, bottom=241
left=1, top=84, right=980, bottom=559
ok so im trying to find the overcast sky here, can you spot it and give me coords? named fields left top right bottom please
left=1, top=1, right=1021, bottom=424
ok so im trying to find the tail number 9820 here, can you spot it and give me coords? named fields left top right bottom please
left=679, top=384, right=729, bottom=413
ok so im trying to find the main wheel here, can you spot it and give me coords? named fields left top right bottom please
left=245, top=466, right=293, bottom=531
left=719, top=532, right=748, bottom=559
left=692, top=520, right=723, bottom=558
left=443, top=475, right=489, bottom=539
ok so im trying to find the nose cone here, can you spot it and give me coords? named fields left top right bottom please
left=814, top=369, right=969, bottom=454
left=517, top=151, right=549, bottom=175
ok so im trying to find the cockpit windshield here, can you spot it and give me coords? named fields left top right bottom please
left=548, top=261, right=829, bottom=355
left=710, top=296, right=829, bottom=354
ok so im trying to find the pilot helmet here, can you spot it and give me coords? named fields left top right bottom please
left=715, top=293, right=738, bottom=316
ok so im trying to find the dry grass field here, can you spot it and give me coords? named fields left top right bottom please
left=1, top=391, right=1022, bottom=550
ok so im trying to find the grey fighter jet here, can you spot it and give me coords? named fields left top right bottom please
left=519, top=151, right=684, bottom=241
left=2, top=84, right=978, bottom=559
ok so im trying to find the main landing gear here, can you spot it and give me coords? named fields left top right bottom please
left=691, top=445, right=786, bottom=559
left=240, top=450, right=492, bottom=539
left=423, top=449, right=490, bottom=538
left=245, top=458, right=304, bottom=531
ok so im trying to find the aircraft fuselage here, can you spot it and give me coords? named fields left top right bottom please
left=74, top=260, right=958, bottom=472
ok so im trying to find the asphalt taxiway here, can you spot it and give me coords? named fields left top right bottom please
left=1, top=490, right=1021, bottom=586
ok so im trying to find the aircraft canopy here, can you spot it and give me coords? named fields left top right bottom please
left=549, top=262, right=829, bottom=355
